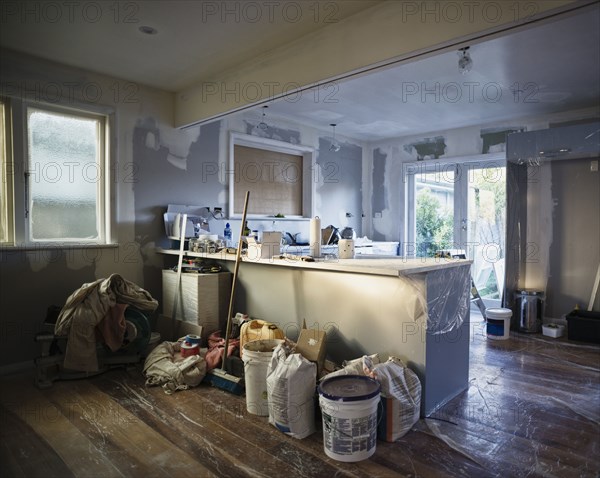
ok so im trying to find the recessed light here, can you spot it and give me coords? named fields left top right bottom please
left=139, top=25, right=158, bottom=35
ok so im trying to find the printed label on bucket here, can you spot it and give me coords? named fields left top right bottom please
left=487, top=319, right=504, bottom=336
left=322, top=410, right=378, bottom=455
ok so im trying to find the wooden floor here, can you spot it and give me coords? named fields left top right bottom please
left=1, top=316, right=599, bottom=478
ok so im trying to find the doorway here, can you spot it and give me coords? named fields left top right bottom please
left=405, top=154, right=506, bottom=308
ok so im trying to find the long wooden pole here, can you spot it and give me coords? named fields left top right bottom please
left=221, top=191, right=250, bottom=371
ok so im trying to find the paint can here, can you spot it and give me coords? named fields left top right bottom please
left=242, top=339, right=284, bottom=416
left=486, top=308, right=513, bottom=340
left=180, top=341, right=200, bottom=357
left=318, top=375, right=381, bottom=462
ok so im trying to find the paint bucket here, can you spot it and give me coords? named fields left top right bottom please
left=486, top=308, right=513, bottom=340
left=242, top=339, right=284, bottom=416
left=318, top=375, right=381, bottom=462
left=240, top=320, right=284, bottom=358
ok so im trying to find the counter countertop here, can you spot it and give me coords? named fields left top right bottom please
left=156, top=248, right=472, bottom=277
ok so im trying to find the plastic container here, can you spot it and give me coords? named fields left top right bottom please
left=223, top=223, right=232, bottom=247
left=566, top=310, right=600, bottom=344
left=240, top=320, right=284, bottom=357
left=542, top=324, right=565, bottom=338
left=242, top=339, right=284, bottom=416
left=486, top=308, right=513, bottom=340
left=318, top=375, right=381, bottom=462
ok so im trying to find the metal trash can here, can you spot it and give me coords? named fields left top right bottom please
left=516, top=290, right=544, bottom=333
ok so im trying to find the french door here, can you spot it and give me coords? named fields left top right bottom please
left=404, top=154, right=506, bottom=307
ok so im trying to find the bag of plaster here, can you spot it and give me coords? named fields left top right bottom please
left=320, top=354, right=380, bottom=380
left=266, top=343, right=317, bottom=439
left=367, top=356, right=421, bottom=442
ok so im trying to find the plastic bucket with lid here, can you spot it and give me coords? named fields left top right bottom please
left=318, top=375, right=381, bottom=462
left=242, top=339, right=284, bottom=416
left=486, top=308, right=513, bottom=340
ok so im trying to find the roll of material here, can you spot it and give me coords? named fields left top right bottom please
left=338, top=239, right=355, bottom=259
left=181, top=342, right=200, bottom=357
left=185, top=334, right=202, bottom=345
left=310, top=216, right=321, bottom=258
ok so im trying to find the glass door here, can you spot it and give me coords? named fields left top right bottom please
left=465, top=164, right=506, bottom=306
left=405, top=157, right=506, bottom=307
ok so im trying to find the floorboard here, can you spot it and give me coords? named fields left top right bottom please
left=1, top=315, right=598, bottom=477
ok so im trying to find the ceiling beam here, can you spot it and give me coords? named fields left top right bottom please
left=175, top=0, right=581, bottom=129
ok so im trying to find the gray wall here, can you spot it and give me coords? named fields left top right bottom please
left=0, top=53, right=364, bottom=369
left=547, top=159, right=600, bottom=316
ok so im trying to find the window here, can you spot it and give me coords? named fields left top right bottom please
left=229, top=132, right=315, bottom=219
left=2, top=99, right=111, bottom=246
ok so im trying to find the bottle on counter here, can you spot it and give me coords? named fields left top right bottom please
left=243, top=221, right=251, bottom=237
left=224, top=223, right=232, bottom=247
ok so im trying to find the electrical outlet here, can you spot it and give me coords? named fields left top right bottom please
left=591, top=160, right=598, bottom=172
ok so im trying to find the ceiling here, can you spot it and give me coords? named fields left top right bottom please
left=266, top=5, right=600, bottom=141
left=1, top=1, right=598, bottom=142
left=0, top=0, right=379, bottom=91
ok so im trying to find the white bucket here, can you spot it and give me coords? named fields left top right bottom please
left=318, top=375, right=381, bottom=462
left=486, top=308, right=513, bottom=340
left=242, top=339, right=284, bottom=416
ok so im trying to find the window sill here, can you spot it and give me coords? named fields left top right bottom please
left=1, top=243, right=119, bottom=251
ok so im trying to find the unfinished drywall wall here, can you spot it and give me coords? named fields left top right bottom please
left=0, top=53, right=366, bottom=369
left=223, top=112, right=365, bottom=242
left=0, top=51, right=174, bottom=368
left=547, top=159, right=599, bottom=316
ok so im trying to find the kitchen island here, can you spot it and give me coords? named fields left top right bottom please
left=157, top=248, right=472, bottom=416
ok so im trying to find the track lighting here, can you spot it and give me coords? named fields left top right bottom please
left=329, top=124, right=341, bottom=152
left=458, top=47, right=473, bottom=75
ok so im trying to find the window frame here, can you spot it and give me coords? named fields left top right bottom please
left=0, top=98, right=14, bottom=245
left=6, top=97, right=113, bottom=247
left=228, top=132, right=315, bottom=220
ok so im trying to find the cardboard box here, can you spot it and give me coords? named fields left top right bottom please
left=296, top=328, right=327, bottom=374
left=162, top=270, right=232, bottom=341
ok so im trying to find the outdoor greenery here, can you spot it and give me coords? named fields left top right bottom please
left=416, top=187, right=453, bottom=257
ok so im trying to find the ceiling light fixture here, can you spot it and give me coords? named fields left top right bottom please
left=329, top=124, right=341, bottom=152
left=139, top=25, right=158, bottom=35
left=457, top=47, right=473, bottom=75
left=256, top=105, right=269, bottom=131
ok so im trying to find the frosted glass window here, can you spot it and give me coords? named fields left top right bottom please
left=26, top=107, right=103, bottom=241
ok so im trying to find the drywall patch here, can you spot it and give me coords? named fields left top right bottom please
left=403, top=136, right=446, bottom=160
left=243, top=121, right=301, bottom=144
left=480, top=127, right=525, bottom=154
left=372, top=148, right=387, bottom=215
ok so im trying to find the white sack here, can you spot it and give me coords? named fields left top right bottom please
left=370, top=357, right=421, bottom=442
left=266, top=343, right=316, bottom=439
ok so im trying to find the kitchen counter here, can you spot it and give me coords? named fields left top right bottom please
left=156, top=247, right=470, bottom=277
left=157, top=247, right=472, bottom=416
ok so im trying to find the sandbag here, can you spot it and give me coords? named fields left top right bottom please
left=266, top=343, right=316, bottom=439
left=369, top=357, right=421, bottom=442
left=143, top=340, right=207, bottom=394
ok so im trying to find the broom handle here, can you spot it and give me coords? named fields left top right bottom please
left=222, top=191, right=250, bottom=370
